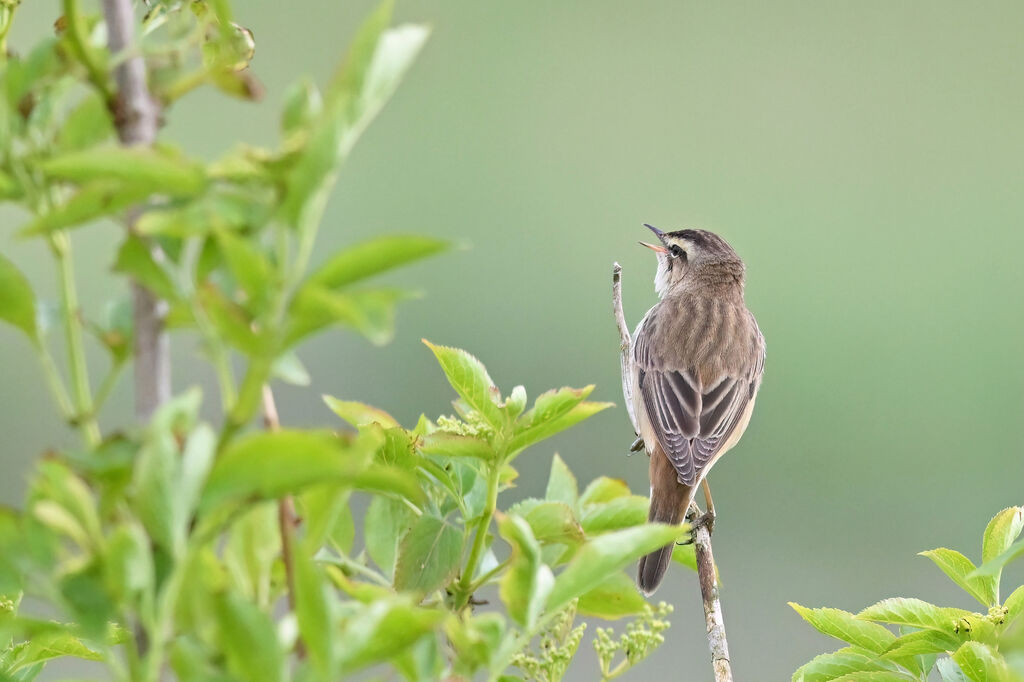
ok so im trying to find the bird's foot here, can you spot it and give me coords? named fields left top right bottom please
left=692, top=507, right=716, bottom=537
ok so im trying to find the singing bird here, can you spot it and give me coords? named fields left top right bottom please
left=631, top=225, right=765, bottom=595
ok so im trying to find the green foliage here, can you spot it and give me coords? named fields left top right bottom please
left=791, top=507, right=1024, bottom=682
left=0, top=1, right=689, bottom=680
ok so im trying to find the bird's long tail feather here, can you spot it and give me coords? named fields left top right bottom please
left=637, top=444, right=695, bottom=596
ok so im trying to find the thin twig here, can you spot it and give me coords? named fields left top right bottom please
left=101, top=0, right=168, bottom=422
left=262, top=385, right=306, bottom=659
left=612, top=263, right=638, bottom=433
left=687, top=499, right=733, bottom=682
left=613, top=263, right=733, bottom=681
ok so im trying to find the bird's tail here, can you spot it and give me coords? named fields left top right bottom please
left=637, top=445, right=695, bottom=596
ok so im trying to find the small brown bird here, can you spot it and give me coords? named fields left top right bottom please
left=632, top=225, right=765, bottom=595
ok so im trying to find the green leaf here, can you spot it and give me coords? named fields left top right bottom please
left=1004, top=584, right=1024, bottom=625
left=547, top=523, right=686, bottom=612
left=518, top=501, right=584, bottom=546
left=293, top=549, right=336, bottom=675
left=857, top=598, right=975, bottom=633
left=223, top=503, right=279, bottom=604
left=19, top=182, right=154, bottom=237
left=829, top=673, right=916, bottom=682
left=545, top=454, right=579, bottom=511
left=351, top=463, right=425, bottom=506
left=919, top=548, right=997, bottom=606
left=132, top=390, right=207, bottom=556
left=581, top=496, right=648, bottom=534
left=281, top=2, right=429, bottom=228
left=195, top=283, right=265, bottom=355
left=579, top=476, right=632, bottom=507
left=299, top=485, right=352, bottom=553
left=951, top=641, right=1013, bottom=682
left=423, top=341, right=505, bottom=431
left=57, top=93, right=114, bottom=152
left=7, top=629, right=103, bottom=670
left=200, top=429, right=379, bottom=511
left=365, top=495, right=412, bottom=577
left=792, top=648, right=904, bottom=682
left=281, top=76, right=323, bottom=135
left=498, top=513, right=554, bottom=630
left=113, top=236, right=179, bottom=302
left=337, top=597, right=443, bottom=674
left=576, top=571, right=647, bottom=620
left=419, top=432, right=495, bottom=461
left=880, top=629, right=961, bottom=659
left=103, top=522, right=154, bottom=608
left=936, top=657, right=969, bottom=682
left=671, top=543, right=698, bottom=571
left=507, top=400, right=614, bottom=458
left=0, top=251, right=38, bottom=344
left=214, top=228, right=273, bottom=306
left=518, top=386, right=591, bottom=431
left=309, top=234, right=448, bottom=289
left=789, top=603, right=896, bottom=653
left=287, top=283, right=413, bottom=346
left=393, top=514, right=463, bottom=594
left=323, top=395, right=399, bottom=428
left=983, top=507, right=1024, bottom=564
left=970, top=539, right=1024, bottom=580
left=41, top=145, right=207, bottom=196
left=214, top=592, right=285, bottom=682
left=271, top=351, right=310, bottom=386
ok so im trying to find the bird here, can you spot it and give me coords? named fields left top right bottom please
left=631, top=224, right=765, bottom=596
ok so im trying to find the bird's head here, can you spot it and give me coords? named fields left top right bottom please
left=639, top=224, right=745, bottom=298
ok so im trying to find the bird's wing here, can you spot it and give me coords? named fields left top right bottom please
left=635, top=315, right=763, bottom=486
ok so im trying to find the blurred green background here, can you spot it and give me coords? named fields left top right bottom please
left=3, top=1, right=1024, bottom=679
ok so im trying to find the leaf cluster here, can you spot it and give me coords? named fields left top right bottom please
left=791, top=507, right=1024, bottom=682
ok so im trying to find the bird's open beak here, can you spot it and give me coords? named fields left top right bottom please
left=639, top=223, right=668, bottom=252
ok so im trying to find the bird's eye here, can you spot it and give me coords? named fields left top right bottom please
left=670, top=244, right=686, bottom=260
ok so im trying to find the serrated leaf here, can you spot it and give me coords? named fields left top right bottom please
left=951, top=641, right=1013, bottom=682
left=547, top=523, right=686, bottom=612
left=309, top=234, right=448, bottom=289
left=576, top=571, right=647, bottom=620
left=789, top=603, right=896, bottom=653
left=880, top=629, right=961, bottom=659
left=8, top=630, right=103, bottom=670
left=323, top=395, right=399, bottom=428
left=857, top=598, right=975, bottom=633
left=920, top=548, right=996, bottom=606
left=545, top=454, right=578, bottom=511
left=506, top=401, right=613, bottom=459
left=199, top=429, right=379, bottom=511
left=983, top=508, right=1024, bottom=565
left=518, top=386, right=591, bottom=430
left=393, top=514, right=462, bottom=594
left=41, top=146, right=207, bottom=196
left=792, top=648, right=903, bottom=682
left=0, top=252, right=38, bottom=343
left=498, top=513, right=554, bottom=629
left=423, top=341, right=505, bottom=430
